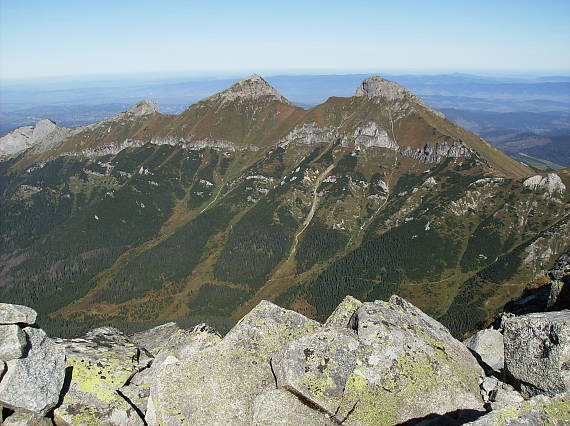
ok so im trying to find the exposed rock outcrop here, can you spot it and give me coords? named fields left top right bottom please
left=0, top=326, right=66, bottom=416
left=0, top=303, right=38, bottom=325
left=523, top=172, right=566, bottom=195
left=400, top=141, right=472, bottom=163
left=2, top=297, right=570, bottom=425
left=503, top=310, right=570, bottom=396
left=464, top=328, right=505, bottom=373
left=53, top=327, right=151, bottom=425
left=0, top=119, right=58, bottom=157
left=355, top=76, right=446, bottom=118
left=466, top=393, right=570, bottom=425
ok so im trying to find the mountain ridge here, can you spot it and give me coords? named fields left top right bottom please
left=3, top=74, right=531, bottom=178
left=1, top=74, right=566, bottom=342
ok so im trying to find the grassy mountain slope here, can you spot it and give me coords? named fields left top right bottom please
left=1, top=76, right=565, bottom=339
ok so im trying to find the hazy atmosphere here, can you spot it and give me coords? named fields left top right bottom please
left=0, top=2, right=569, bottom=424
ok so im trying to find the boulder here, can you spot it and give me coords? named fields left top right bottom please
left=0, top=327, right=66, bottom=415
left=0, top=304, right=37, bottom=325
left=338, top=295, right=484, bottom=425
left=324, top=295, right=362, bottom=329
left=490, top=386, right=524, bottom=411
left=129, top=322, right=181, bottom=356
left=463, top=328, right=504, bottom=373
left=466, top=393, right=570, bottom=425
left=503, top=310, right=570, bottom=396
left=2, top=410, right=52, bottom=426
left=0, top=324, right=26, bottom=360
left=54, top=327, right=148, bottom=425
left=272, top=327, right=360, bottom=415
left=147, top=300, right=321, bottom=425
left=252, top=388, right=335, bottom=425
left=130, top=323, right=221, bottom=388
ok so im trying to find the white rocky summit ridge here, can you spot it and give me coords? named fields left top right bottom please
left=212, top=74, right=292, bottom=105
left=0, top=119, right=58, bottom=157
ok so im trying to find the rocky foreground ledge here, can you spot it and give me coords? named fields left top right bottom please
left=0, top=296, right=568, bottom=425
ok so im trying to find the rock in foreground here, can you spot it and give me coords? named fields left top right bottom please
left=0, top=326, right=66, bottom=415
left=503, top=310, right=570, bottom=396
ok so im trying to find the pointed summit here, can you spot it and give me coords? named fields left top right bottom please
left=355, top=76, right=413, bottom=101
left=215, top=74, right=291, bottom=105
left=125, top=100, right=160, bottom=116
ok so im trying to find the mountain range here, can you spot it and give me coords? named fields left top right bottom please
left=1, top=75, right=568, bottom=339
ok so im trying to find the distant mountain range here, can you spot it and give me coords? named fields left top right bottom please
left=1, top=75, right=568, bottom=339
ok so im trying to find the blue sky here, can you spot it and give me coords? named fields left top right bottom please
left=1, top=0, right=569, bottom=79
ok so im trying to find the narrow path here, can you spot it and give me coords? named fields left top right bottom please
left=288, top=163, right=336, bottom=260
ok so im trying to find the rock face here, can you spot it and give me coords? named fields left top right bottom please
left=523, top=172, right=566, bottom=195
left=337, top=296, right=484, bottom=425
left=0, top=119, right=58, bottom=157
left=400, top=141, right=472, bottom=163
left=147, top=296, right=484, bottom=425
left=324, top=295, right=362, bottom=328
left=147, top=300, right=321, bottom=425
left=355, top=76, right=445, bottom=118
left=2, top=410, right=54, bottom=426
left=0, top=324, right=26, bottom=360
left=53, top=327, right=151, bottom=425
left=464, top=328, right=505, bottom=373
left=466, top=393, right=570, bottom=425
left=0, top=303, right=37, bottom=325
left=9, top=296, right=570, bottom=425
left=0, top=326, right=66, bottom=415
left=503, top=310, right=570, bottom=396
left=272, top=327, right=360, bottom=415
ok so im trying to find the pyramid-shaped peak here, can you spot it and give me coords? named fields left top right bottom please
left=217, top=74, right=292, bottom=105
left=125, top=100, right=160, bottom=116
left=355, top=76, right=412, bottom=101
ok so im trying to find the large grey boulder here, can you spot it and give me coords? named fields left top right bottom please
left=252, top=388, right=335, bottom=425
left=0, top=327, right=66, bottom=415
left=463, top=328, right=504, bottom=372
left=54, top=327, right=149, bottom=425
left=466, top=393, right=570, bottom=425
left=0, top=324, right=27, bottom=360
left=147, top=300, right=321, bottom=425
left=272, top=327, right=360, bottom=416
left=338, top=295, right=484, bottom=425
left=503, top=310, right=570, bottom=396
left=0, top=304, right=37, bottom=325
left=324, top=295, right=362, bottom=329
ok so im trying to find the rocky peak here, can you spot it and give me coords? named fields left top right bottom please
left=355, top=76, right=413, bottom=101
left=125, top=99, right=160, bottom=116
left=355, top=76, right=445, bottom=118
left=214, top=74, right=292, bottom=105
left=31, top=119, right=57, bottom=140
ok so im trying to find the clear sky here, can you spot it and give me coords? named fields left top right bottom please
left=1, top=0, right=569, bottom=79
